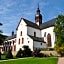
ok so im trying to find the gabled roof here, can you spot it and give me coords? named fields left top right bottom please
left=16, top=18, right=56, bottom=30
left=5, top=34, right=16, bottom=41
left=28, top=35, right=45, bottom=43
left=40, top=18, right=56, bottom=29
left=16, top=18, right=40, bottom=30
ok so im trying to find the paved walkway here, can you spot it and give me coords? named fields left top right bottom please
left=58, top=57, right=64, bottom=64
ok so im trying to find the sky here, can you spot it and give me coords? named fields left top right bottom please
left=0, top=0, right=64, bottom=36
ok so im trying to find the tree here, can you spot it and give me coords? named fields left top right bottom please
left=0, top=52, right=1, bottom=60
left=54, top=15, right=64, bottom=56
left=16, top=48, right=23, bottom=58
left=6, top=49, right=13, bottom=59
left=22, top=45, right=32, bottom=57
left=0, top=23, right=2, bottom=34
left=0, top=23, right=2, bottom=60
left=0, top=23, right=7, bottom=45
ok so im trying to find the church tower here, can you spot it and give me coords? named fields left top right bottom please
left=35, top=5, right=42, bottom=26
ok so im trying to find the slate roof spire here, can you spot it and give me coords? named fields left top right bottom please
left=35, top=4, right=42, bottom=26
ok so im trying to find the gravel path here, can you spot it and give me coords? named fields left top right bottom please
left=58, top=57, right=64, bottom=64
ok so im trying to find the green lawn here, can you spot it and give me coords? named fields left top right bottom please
left=0, top=57, right=58, bottom=64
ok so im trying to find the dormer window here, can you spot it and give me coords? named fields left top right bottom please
left=34, top=32, right=36, bottom=37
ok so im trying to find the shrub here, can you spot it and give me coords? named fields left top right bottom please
left=0, top=52, right=1, bottom=60
left=6, top=49, right=13, bottom=59
left=16, top=48, right=23, bottom=58
left=22, top=45, right=32, bottom=57
left=33, top=49, right=42, bottom=57
left=55, top=44, right=64, bottom=57
left=33, top=48, right=49, bottom=57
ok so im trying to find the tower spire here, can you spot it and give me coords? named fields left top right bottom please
left=35, top=4, right=42, bottom=26
left=37, top=3, right=40, bottom=14
left=38, top=3, right=39, bottom=10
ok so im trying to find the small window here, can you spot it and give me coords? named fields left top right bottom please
left=44, top=32, right=46, bottom=37
left=41, top=43, right=42, bottom=45
left=28, top=41, right=29, bottom=43
left=34, top=32, right=36, bottom=37
left=20, top=31, right=22, bottom=36
left=18, top=39, right=20, bottom=44
left=22, top=38, right=24, bottom=44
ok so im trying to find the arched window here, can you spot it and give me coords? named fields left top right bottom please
left=22, top=38, right=24, bottom=44
left=47, top=33, right=51, bottom=47
left=34, top=32, right=36, bottom=37
left=18, top=39, right=20, bottom=44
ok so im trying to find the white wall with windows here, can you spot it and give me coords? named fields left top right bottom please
left=27, top=26, right=41, bottom=37
left=41, top=26, right=55, bottom=48
left=33, top=41, right=47, bottom=49
left=16, top=19, right=34, bottom=51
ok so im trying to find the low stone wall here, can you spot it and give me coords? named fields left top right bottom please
left=40, top=51, right=58, bottom=56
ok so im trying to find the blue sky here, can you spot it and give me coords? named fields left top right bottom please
left=0, top=0, right=64, bottom=36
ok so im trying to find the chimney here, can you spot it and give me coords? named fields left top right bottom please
left=12, top=31, right=14, bottom=37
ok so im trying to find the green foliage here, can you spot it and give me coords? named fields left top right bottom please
left=54, top=14, right=64, bottom=56
left=0, top=23, right=3, bottom=34
left=0, top=34, right=7, bottom=45
left=22, top=45, right=32, bottom=57
left=0, top=23, right=2, bottom=25
left=0, top=23, right=7, bottom=45
left=6, top=49, right=13, bottom=59
left=16, top=48, right=23, bottom=58
left=0, top=52, right=1, bottom=60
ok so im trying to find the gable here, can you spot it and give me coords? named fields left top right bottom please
left=16, top=18, right=27, bottom=30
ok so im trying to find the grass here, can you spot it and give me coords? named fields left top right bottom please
left=1, top=54, right=6, bottom=60
left=0, top=57, right=58, bottom=64
left=1, top=54, right=17, bottom=60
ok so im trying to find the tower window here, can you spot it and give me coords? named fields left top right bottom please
left=22, top=38, right=24, bottom=44
left=41, top=43, right=42, bottom=45
left=34, top=32, right=36, bottom=37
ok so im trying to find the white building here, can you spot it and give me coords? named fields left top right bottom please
left=3, top=6, right=56, bottom=53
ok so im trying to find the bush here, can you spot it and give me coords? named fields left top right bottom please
left=16, top=48, right=23, bottom=58
left=0, top=52, right=1, bottom=60
left=55, top=44, right=64, bottom=57
left=33, top=48, right=49, bottom=57
left=22, top=45, right=32, bottom=57
left=6, top=49, right=13, bottom=59
left=33, top=49, right=42, bottom=57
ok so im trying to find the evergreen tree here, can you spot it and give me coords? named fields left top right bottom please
left=16, top=48, right=23, bottom=58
